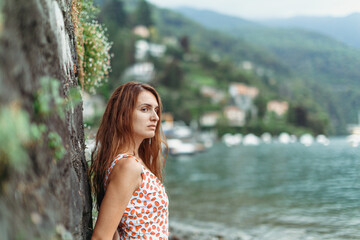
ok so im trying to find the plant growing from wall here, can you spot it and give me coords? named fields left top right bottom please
left=72, top=0, right=112, bottom=94
left=0, top=77, right=81, bottom=191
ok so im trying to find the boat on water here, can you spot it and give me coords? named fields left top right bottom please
left=243, top=133, right=260, bottom=146
left=347, top=134, right=360, bottom=147
left=164, top=122, right=206, bottom=155
left=316, top=134, right=330, bottom=146
left=299, top=133, right=314, bottom=146
left=347, top=127, right=360, bottom=147
left=347, top=112, right=360, bottom=147
left=222, top=133, right=242, bottom=147
left=167, top=138, right=204, bottom=155
left=261, top=132, right=272, bottom=144
left=278, top=132, right=291, bottom=144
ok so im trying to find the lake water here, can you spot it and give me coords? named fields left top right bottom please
left=164, top=137, right=360, bottom=239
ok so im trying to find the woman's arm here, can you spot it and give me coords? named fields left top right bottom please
left=112, top=231, right=119, bottom=240
left=91, top=157, right=142, bottom=240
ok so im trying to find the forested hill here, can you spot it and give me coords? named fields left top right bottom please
left=175, top=7, right=360, bottom=87
left=152, top=8, right=290, bottom=75
left=173, top=7, right=360, bottom=133
left=258, top=13, right=360, bottom=49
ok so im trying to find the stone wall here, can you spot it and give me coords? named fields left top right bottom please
left=0, top=0, right=92, bottom=239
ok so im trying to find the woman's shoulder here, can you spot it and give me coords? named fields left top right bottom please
left=112, top=154, right=142, bottom=173
left=108, top=155, right=142, bottom=183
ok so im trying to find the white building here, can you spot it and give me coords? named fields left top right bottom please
left=122, top=62, right=155, bottom=82
left=229, top=83, right=259, bottom=111
left=200, top=86, right=226, bottom=104
left=224, top=106, right=246, bottom=127
left=135, top=40, right=166, bottom=60
left=132, top=25, right=150, bottom=38
left=200, top=112, right=220, bottom=127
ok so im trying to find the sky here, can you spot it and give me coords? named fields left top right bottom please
left=147, top=0, right=360, bottom=19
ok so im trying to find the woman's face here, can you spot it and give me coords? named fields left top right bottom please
left=132, top=90, right=160, bottom=142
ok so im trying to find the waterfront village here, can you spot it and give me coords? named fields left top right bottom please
left=83, top=27, right=360, bottom=156
left=84, top=80, right=354, bottom=157
left=83, top=77, right=359, bottom=157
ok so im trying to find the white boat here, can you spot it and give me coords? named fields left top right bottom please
left=261, top=132, right=272, bottom=144
left=347, top=134, right=360, bottom=147
left=347, top=126, right=360, bottom=147
left=243, top=134, right=260, bottom=146
left=278, top=132, right=291, bottom=144
left=299, top=134, right=314, bottom=146
left=167, top=139, right=197, bottom=155
left=346, top=112, right=360, bottom=147
left=222, top=133, right=242, bottom=147
left=172, top=125, right=192, bottom=138
left=316, top=134, right=330, bottom=146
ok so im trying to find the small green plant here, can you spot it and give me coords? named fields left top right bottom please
left=32, top=77, right=83, bottom=161
left=34, top=77, right=66, bottom=119
left=48, top=132, right=66, bottom=161
left=0, top=102, right=49, bottom=191
left=0, top=102, right=32, bottom=170
left=34, top=77, right=82, bottom=119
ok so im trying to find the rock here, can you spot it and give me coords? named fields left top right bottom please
left=0, top=0, right=91, bottom=239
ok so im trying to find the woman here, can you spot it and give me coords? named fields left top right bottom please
left=90, top=82, right=169, bottom=240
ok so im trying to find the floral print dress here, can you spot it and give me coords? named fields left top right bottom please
left=104, top=154, right=169, bottom=239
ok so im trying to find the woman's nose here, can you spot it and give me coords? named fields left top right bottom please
left=151, top=110, right=159, bottom=121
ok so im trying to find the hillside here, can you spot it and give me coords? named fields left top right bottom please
left=175, top=7, right=360, bottom=86
left=258, top=13, right=360, bottom=49
left=149, top=6, right=334, bottom=134
left=174, top=7, right=360, bottom=133
left=152, top=8, right=290, bottom=75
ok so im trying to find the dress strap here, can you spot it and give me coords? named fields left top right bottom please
left=122, top=154, right=140, bottom=163
left=121, top=154, right=145, bottom=170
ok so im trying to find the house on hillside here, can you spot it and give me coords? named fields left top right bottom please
left=135, top=40, right=166, bottom=60
left=132, top=25, right=150, bottom=39
left=200, top=86, right=226, bottom=104
left=200, top=112, right=220, bottom=127
left=229, top=83, right=259, bottom=121
left=224, top=106, right=246, bottom=127
left=267, top=100, right=289, bottom=117
left=122, top=62, right=155, bottom=82
left=240, top=61, right=253, bottom=70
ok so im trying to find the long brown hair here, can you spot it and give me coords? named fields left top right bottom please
left=89, top=82, right=168, bottom=209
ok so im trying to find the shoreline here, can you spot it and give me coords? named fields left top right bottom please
left=168, top=220, right=252, bottom=240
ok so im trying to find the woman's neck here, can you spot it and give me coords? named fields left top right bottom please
left=124, top=138, right=143, bottom=158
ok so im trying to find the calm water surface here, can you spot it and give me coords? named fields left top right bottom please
left=165, top=137, right=360, bottom=239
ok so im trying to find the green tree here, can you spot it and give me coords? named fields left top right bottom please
left=157, top=59, right=183, bottom=89
left=110, top=29, right=136, bottom=81
left=254, top=96, right=267, bottom=119
left=288, top=105, right=308, bottom=127
left=99, top=0, right=127, bottom=35
left=135, top=0, right=153, bottom=27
